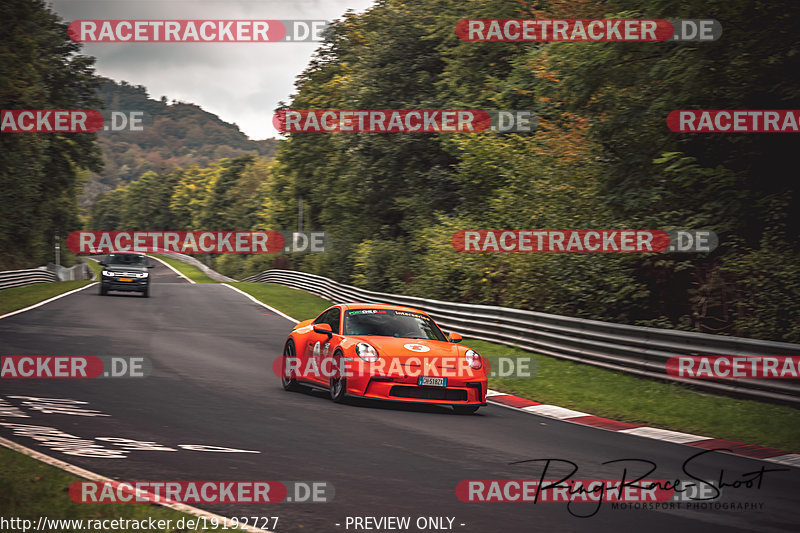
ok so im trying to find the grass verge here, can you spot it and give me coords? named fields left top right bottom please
left=227, top=282, right=330, bottom=322
left=0, top=260, right=101, bottom=316
left=150, top=255, right=217, bottom=283
left=84, top=258, right=103, bottom=278
left=232, top=282, right=800, bottom=451
left=0, top=447, right=239, bottom=532
left=470, top=339, right=799, bottom=451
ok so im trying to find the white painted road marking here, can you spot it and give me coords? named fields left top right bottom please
left=618, top=427, right=709, bottom=444
left=521, top=404, right=589, bottom=419
left=0, top=283, right=97, bottom=321
left=223, top=283, right=299, bottom=323
left=0, top=435, right=273, bottom=532
left=147, top=255, right=196, bottom=284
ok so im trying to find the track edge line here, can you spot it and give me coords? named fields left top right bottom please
left=0, top=436, right=273, bottom=533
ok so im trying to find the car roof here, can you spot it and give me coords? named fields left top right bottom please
left=338, top=302, right=430, bottom=316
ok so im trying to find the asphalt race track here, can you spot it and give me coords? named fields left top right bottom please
left=1, top=262, right=797, bottom=533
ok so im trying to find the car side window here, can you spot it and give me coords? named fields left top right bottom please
left=313, top=309, right=331, bottom=325
left=314, top=308, right=340, bottom=334
left=326, top=308, right=341, bottom=334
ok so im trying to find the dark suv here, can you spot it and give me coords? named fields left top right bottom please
left=99, top=253, right=154, bottom=297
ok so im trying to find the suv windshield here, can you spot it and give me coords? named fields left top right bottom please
left=343, top=309, right=446, bottom=341
left=106, top=253, right=147, bottom=266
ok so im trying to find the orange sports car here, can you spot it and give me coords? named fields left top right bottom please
left=279, top=303, right=488, bottom=414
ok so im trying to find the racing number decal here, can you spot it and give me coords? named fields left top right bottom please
left=311, top=341, right=331, bottom=358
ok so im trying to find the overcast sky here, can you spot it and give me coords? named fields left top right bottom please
left=51, top=0, right=376, bottom=139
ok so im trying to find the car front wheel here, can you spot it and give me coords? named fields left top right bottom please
left=281, top=340, right=301, bottom=391
left=453, top=405, right=480, bottom=415
left=329, top=351, right=347, bottom=403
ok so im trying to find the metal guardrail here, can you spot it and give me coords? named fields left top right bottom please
left=0, top=262, right=91, bottom=290
left=0, top=268, right=59, bottom=290
left=47, top=262, right=91, bottom=281
left=242, top=269, right=800, bottom=406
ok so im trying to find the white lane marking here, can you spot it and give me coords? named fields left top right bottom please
left=765, top=454, right=800, bottom=468
left=618, top=427, right=710, bottom=444
left=521, top=404, right=589, bottom=419
left=222, top=283, right=299, bottom=323
left=0, top=436, right=272, bottom=532
left=147, top=255, right=196, bottom=284
left=0, top=283, right=97, bottom=321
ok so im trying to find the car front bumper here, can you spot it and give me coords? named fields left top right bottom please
left=102, top=277, right=149, bottom=291
left=353, top=374, right=487, bottom=405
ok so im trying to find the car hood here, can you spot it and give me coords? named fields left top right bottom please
left=355, top=336, right=462, bottom=360
left=104, top=264, right=148, bottom=273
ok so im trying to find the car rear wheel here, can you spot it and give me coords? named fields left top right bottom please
left=329, top=351, right=347, bottom=403
left=281, top=340, right=302, bottom=391
left=453, top=405, right=480, bottom=415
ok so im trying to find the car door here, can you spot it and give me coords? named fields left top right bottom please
left=305, top=307, right=340, bottom=384
left=319, top=307, right=342, bottom=382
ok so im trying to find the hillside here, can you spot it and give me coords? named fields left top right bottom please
left=81, top=78, right=279, bottom=206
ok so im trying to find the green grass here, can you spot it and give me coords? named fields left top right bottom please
left=150, top=254, right=217, bottom=283
left=0, top=259, right=101, bottom=316
left=469, top=339, right=800, bottom=452
left=232, top=282, right=800, bottom=451
left=0, top=447, right=241, bottom=532
left=83, top=257, right=103, bottom=278
left=227, top=282, right=330, bottom=321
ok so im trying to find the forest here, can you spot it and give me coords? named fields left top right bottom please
left=82, top=78, right=278, bottom=206
left=5, top=0, right=800, bottom=342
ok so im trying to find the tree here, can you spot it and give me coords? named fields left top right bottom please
left=0, top=0, right=102, bottom=268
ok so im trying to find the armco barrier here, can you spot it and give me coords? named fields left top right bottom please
left=0, top=268, right=59, bottom=290
left=241, top=269, right=800, bottom=406
left=47, top=262, right=91, bottom=281
left=0, top=262, right=91, bottom=290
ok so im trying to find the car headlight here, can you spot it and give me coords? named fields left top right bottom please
left=102, top=270, right=115, bottom=277
left=355, top=342, right=380, bottom=362
left=135, top=272, right=149, bottom=278
left=465, top=349, right=482, bottom=370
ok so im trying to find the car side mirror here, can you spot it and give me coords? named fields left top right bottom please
left=313, top=323, right=333, bottom=336
left=448, top=332, right=462, bottom=343
left=147, top=265, right=154, bottom=269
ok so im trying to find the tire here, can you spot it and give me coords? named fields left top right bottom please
left=453, top=405, right=480, bottom=415
left=100, top=285, right=108, bottom=296
left=329, top=351, right=347, bottom=403
left=281, top=340, right=302, bottom=391
left=142, top=287, right=149, bottom=298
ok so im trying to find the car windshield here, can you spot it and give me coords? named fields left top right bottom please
left=106, top=253, right=147, bottom=266
left=343, top=309, right=447, bottom=341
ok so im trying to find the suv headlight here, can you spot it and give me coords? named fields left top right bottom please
left=102, top=270, right=115, bottom=277
left=135, top=272, right=149, bottom=278
left=355, top=342, right=380, bottom=362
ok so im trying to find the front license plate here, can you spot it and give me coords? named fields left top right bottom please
left=118, top=278, right=133, bottom=282
left=418, top=376, right=446, bottom=387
